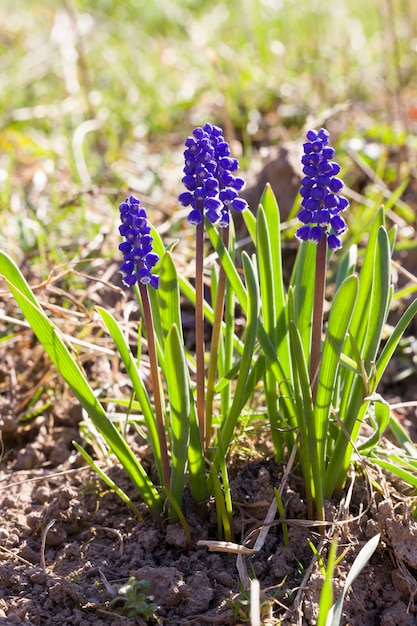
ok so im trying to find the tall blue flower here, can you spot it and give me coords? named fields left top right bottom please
left=178, top=123, right=248, bottom=227
left=118, top=195, right=159, bottom=289
left=296, top=128, right=348, bottom=250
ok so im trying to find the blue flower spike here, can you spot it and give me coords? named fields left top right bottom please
left=296, top=128, right=348, bottom=250
left=178, top=123, right=248, bottom=226
left=118, top=195, right=159, bottom=289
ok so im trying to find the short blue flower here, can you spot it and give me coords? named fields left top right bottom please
left=179, top=123, right=248, bottom=226
left=118, top=195, right=159, bottom=289
left=296, top=129, right=348, bottom=250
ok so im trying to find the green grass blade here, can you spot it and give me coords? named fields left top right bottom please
left=367, top=456, right=417, bottom=488
left=317, top=538, right=338, bottom=626
left=96, top=305, right=163, bottom=483
left=73, top=441, right=143, bottom=519
left=326, top=534, right=380, bottom=626
left=335, top=213, right=383, bottom=420
left=373, top=297, right=417, bottom=387
left=0, top=251, right=162, bottom=517
left=387, top=414, right=417, bottom=459
left=170, top=277, right=208, bottom=503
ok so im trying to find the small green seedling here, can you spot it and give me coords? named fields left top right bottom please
left=109, top=577, right=158, bottom=621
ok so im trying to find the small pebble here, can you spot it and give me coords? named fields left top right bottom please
left=33, top=486, right=50, bottom=504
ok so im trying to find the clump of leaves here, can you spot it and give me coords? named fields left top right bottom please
left=108, top=577, right=159, bottom=621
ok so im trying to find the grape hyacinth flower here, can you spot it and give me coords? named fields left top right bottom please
left=296, top=128, right=349, bottom=250
left=178, top=123, right=248, bottom=227
left=118, top=195, right=159, bottom=289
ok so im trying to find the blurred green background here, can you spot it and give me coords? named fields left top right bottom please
left=0, top=0, right=416, bottom=268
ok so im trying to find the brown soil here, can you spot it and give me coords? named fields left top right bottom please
left=1, top=403, right=417, bottom=626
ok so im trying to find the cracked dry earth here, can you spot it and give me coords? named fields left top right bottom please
left=1, top=404, right=417, bottom=626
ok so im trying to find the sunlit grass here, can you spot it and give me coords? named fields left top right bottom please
left=1, top=0, right=416, bottom=274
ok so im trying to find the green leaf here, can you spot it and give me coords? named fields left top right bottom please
left=158, top=252, right=183, bottom=342
left=178, top=273, right=244, bottom=356
left=206, top=218, right=248, bottom=310
left=317, top=538, right=338, bottom=626
left=210, top=464, right=233, bottom=541
left=220, top=231, right=236, bottom=419
left=325, top=224, right=392, bottom=497
left=258, top=185, right=291, bottom=365
left=257, top=204, right=282, bottom=453
left=361, top=227, right=391, bottom=367
left=187, top=399, right=209, bottom=505
left=357, top=398, right=390, bottom=453
left=289, top=317, right=322, bottom=519
left=257, top=204, right=276, bottom=342
left=290, top=240, right=317, bottom=359
left=315, top=275, right=358, bottom=469
left=164, top=324, right=190, bottom=516
left=335, top=244, right=357, bottom=290
left=0, top=251, right=162, bottom=517
left=241, top=206, right=257, bottom=243
left=373, top=297, right=417, bottom=387
left=347, top=210, right=385, bottom=357
left=211, top=252, right=259, bottom=473
left=207, top=212, right=296, bottom=422
left=259, top=184, right=286, bottom=330
left=387, top=225, right=397, bottom=254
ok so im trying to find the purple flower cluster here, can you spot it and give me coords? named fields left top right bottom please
left=178, top=123, right=248, bottom=227
left=118, top=195, right=159, bottom=289
left=296, top=128, right=348, bottom=250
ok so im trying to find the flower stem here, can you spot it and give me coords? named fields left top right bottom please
left=195, top=219, right=206, bottom=446
left=139, top=282, right=171, bottom=491
left=310, top=233, right=327, bottom=403
left=205, top=227, right=229, bottom=449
